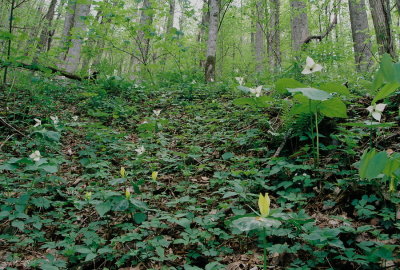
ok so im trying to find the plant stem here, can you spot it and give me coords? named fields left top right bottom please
left=309, top=100, right=316, bottom=162
left=315, top=111, right=319, bottom=166
left=263, top=227, right=267, bottom=270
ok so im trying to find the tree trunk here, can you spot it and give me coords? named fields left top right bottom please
left=166, top=0, right=175, bottom=34
left=205, top=0, right=219, bottom=82
left=290, top=0, right=309, bottom=52
left=255, top=1, right=265, bottom=73
left=130, top=0, right=153, bottom=78
left=348, top=0, right=373, bottom=72
left=35, top=0, right=57, bottom=59
left=368, top=0, right=396, bottom=58
left=59, top=0, right=76, bottom=61
left=63, top=3, right=91, bottom=73
left=268, top=0, right=281, bottom=71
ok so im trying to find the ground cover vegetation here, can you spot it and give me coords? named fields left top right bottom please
left=1, top=0, right=400, bottom=269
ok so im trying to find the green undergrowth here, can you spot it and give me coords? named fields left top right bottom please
left=0, top=71, right=399, bottom=270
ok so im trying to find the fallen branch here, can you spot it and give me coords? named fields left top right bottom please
left=0, top=60, right=83, bottom=81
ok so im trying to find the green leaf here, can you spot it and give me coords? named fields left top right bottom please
left=11, top=220, right=25, bottom=231
left=359, top=150, right=388, bottom=179
left=288, top=88, right=332, bottom=101
left=39, top=163, right=58, bottom=173
left=31, top=197, right=51, bottom=209
left=231, top=217, right=281, bottom=232
left=320, top=98, right=348, bottom=118
left=380, top=54, right=397, bottom=83
left=85, top=253, right=97, bottom=261
left=319, top=82, right=350, bottom=96
left=372, top=82, right=400, bottom=103
left=222, top=152, right=234, bottom=160
left=133, top=212, right=147, bottom=224
left=275, top=78, right=306, bottom=94
left=95, top=202, right=111, bottom=217
left=383, top=158, right=400, bottom=177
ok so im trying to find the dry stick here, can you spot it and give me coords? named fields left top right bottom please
left=0, top=117, right=27, bottom=137
left=273, top=128, right=292, bottom=158
left=0, top=134, right=14, bottom=150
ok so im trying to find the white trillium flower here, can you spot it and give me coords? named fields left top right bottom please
left=72, top=116, right=79, bottom=121
left=249, top=85, right=263, bottom=97
left=50, top=116, right=59, bottom=125
left=33, top=118, right=41, bottom=127
left=235, top=77, right=244, bottom=86
left=302, top=56, right=323, bottom=75
left=135, top=146, right=145, bottom=155
left=366, top=103, right=386, bottom=122
left=29, top=150, right=41, bottom=162
left=153, top=109, right=161, bottom=117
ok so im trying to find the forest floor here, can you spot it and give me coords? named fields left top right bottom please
left=0, top=75, right=399, bottom=269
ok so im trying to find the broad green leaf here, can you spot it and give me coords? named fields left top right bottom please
left=359, top=149, right=376, bottom=179
left=372, top=82, right=400, bottom=103
left=275, top=78, right=305, bottom=94
left=40, top=163, right=58, bottom=173
left=288, top=88, right=331, bottom=101
left=360, top=150, right=388, bottom=179
left=222, top=152, right=234, bottom=160
left=372, top=69, right=385, bottom=90
left=319, top=82, right=350, bottom=96
left=85, top=253, right=97, bottom=261
left=11, top=220, right=25, bottom=231
left=320, top=98, right=348, bottom=118
left=383, top=158, right=400, bottom=177
left=95, top=202, right=111, bottom=217
left=231, top=216, right=281, bottom=232
left=133, top=212, right=147, bottom=224
left=380, top=54, right=396, bottom=83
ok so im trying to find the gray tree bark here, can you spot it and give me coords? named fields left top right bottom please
left=166, top=0, right=176, bottom=34
left=205, top=0, right=219, bottom=82
left=348, top=0, right=373, bottom=72
left=290, top=0, right=309, bottom=52
left=63, top=2, right=91, bottom=73
left=368, top=0, right=396, bottom=58
left=268, top=0, right=281, bottom=71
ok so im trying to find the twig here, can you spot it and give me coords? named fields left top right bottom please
left=0, top=134, right=14, bottom=150
left=0, top=116, right=27, bottom=137
left=273, top=128, right=292, bottom=158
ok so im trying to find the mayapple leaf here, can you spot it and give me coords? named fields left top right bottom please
left=359, top=149, right=388, bottom=179
left=320, top=98, right=348, bottom=118
left=288, top=88, right=331, bottom=101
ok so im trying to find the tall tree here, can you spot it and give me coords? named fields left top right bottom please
left=205, top=0, right=219, bottom=82
left=254, top=1, right=265, bottom=73
left=166, top=0, right=176, bottom=34
left=268, top=0, right=281, bottom=71
left=130, top=0, right=153, bottom=75
left=290, top=0, right=309, bottom=52
left=368, top=0, right=396, bottom=58
left=35, top=0, right=58, bottom=57
left=59, top=0, right=91, bottom=73
left=348, top=0, right=373, bottom=72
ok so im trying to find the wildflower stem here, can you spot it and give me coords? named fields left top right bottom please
left=263, top=227, right=267, bottom=270
left=315, top=111, right=319, bottom=167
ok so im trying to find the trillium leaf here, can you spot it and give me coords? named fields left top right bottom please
left=95, top=202, right=111, bottom=217
left=320, top=98, right=348, bottom=118
left=231, top=217, right=282, bottom=232
left=288, top=88, right=331, bottom=101
left=372, top=82, right=400, bottom=103
left=275, top=78, right=306, bottom=94
left=319, top=82, right=350, bottom=96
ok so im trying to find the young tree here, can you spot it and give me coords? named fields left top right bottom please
left=268, top=0, right=281, bottom=71
left=205, top=0, right=219, bottom=82
left=255, top=1, right=265, bottom=73
left=290, top=0, right=309, bottom=52
left=348, top=0, right=373, bottom=72
left=368, top=0, right=396, bottom=58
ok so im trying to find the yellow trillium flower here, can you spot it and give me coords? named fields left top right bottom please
left=258, top=193, right=270, bottom=218
left=152, top=171, right=158, bottom=181
left=120, top=167, right=126, bottom=178
left=84, top=192, right=92, bottom=200
left=125, top=188, right=131, bottom=199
